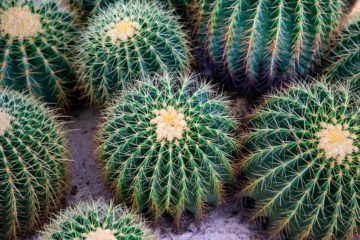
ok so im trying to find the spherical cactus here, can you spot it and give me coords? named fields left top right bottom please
left=0, top=0, right=78, bottom=108
left=40, top=200, right=156, bottom=240
left=77, top=0, right=190, bottom=105
left=193, top=0, right=345, bottom=93
left=240, top=81, right=359, bottom=239
left=325, top=2, right=360, bottom=92
left=100, top=73, right=237, bottom=224
left=0, top=89, right=67, bottom=239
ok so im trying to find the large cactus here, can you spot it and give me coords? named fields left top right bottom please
left=0, top=89, right=67, bottom=239
left=77, top=0, right=190, bottom=105
left=325, top=1, right=360, bottom=92
left=240, top=81, right=359, bottom=239
left=193, top=0, right=345, bottom=93
left=0, top=0, right=78, bottom=108
left=41, top=200, right=156, bottom=240
left=100, top=73, right=237, bottom=224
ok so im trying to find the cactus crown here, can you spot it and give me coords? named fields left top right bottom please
left=78, top=0, right=190, bottom=105
left=100, top=73, right=237, bottom=224
left=0, top=89, right=67, bottom=239
left=0, top=108, right=13, bottom=135
left=0, top=5, right=42, bottom=40
left=40, top=200, right=156, bottom=240
left=240, top=81, right=359, bottom=239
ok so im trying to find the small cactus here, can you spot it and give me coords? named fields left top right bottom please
left=40, top=200, right=156, bottom=240
left=192, top=0, right=345, bottom=93
left=325, top=1, right=360, bottom=92
left=100, top=73, right=237, bottom=224
left=0, top=0, right=78, bottom=108
left=77, top=0, right=190, bottom=105
left=240, top=81, right=359, bottom=239
left=0, top=89, right=67, bottom=239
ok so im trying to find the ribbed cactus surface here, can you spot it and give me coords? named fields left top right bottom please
left=41, top=200, right=156, bottom=240
left=77, top=0, right=190, bottom=105
left=100, top=73, right=237, bottom=224
left=193, top=0, right=344, bottom=93
left=240, top=82, right=359, bottom=239
left=0, top=89, right=67, bottom=239
left=0, top=0, right=77, bottom=108
left=325, top=2, right=360, bottom=92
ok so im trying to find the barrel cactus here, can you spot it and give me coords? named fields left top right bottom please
left=325, top=1, right=360, bottom=92
left=41, top=200, right=156, bottom=240
left=0, top=89, right=67, bottom=239
left=77, top=0, right=190, bottom=105
left=100, top=73, right=237, bottom=224
left=240, top=82, right=359, bottom=239
left=193, top=0, right=345, bottom=93
left=0, top=0, right=78, bottom=108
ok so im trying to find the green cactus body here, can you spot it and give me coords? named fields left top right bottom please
left=78, top=0, right=190, bottom=105
left=325, top=2, right=360, bottom=92
left=193, top=0, right=344, bottom=93
left=100, top=73, right=237, bottom=224
left=0, top=89, right=67, bottom=239
left=41, top=200, right=156, bottom=240
left=240, top=82, right=359, bottom=239
left=0, top=0, right=77, bottom=108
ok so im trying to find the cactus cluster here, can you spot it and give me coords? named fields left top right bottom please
left=77, top=0, right=190, bottom=105
left=325, top=2, right=360, bottom=92
left=0, top=89, right=67, bottom=239
left=193, top=0, right=345, bottom=93
left=41, top=200, right=155, bottom=240
left=240, top=82, right=359, bottom=239
left=0, top=0, right=78, bottom=108
left=100, top=73, right=237, bottom=224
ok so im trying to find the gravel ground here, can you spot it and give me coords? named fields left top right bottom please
left=27, top=99, right=267, bottom=240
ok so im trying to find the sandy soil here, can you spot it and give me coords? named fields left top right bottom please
left=27, top=100, right=267, bottom=240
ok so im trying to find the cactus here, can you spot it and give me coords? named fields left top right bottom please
left=193, top=0, right=345, bottom=93
left=0, top=0, right=78, bottom=108
left=240, top=81, right=359, bottom=239
left=325, top=1, right=360, bottom=92
left=100, top=73, right=237, bottom=224
left=77, top=0, right=190, bottom=105
left=0, top=89, right=67, bottom=239
left=40, top=200, right=156, bottom=240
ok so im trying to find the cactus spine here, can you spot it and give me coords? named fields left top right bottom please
left=193, top=0, right=344, bottom=93
left=0, top=0, right=78, bottom=108
left=77, top=0, right=190, bottom=105
left=100, top=73, right=237, bottom=224
left=240, top=82, right=359, bottom=239
left=0, top=89, right=67, bottom=239
left=41, top=200, right=156, bottom=240
left=325, top=1, right=360, bottom=92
